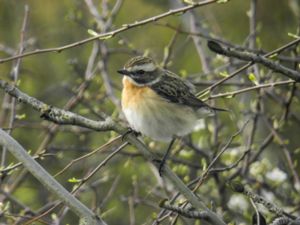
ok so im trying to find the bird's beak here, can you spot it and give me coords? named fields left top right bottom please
left=117, top=69, right=130, bottom=76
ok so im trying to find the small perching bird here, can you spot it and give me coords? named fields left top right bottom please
left=118, top=56, right=225, bottom=172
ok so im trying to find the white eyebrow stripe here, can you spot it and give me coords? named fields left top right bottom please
left=123, top=75, right=161, bottom=87
left=131, top=63, right=155, bottom=72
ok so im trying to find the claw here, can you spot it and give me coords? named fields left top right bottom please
left=152, top=158, right=165, bottom=176
left=122, top=128, right=141, bottom=141
left=158, top=160, right=165, bottom=176
left=155, top=138, right=176, bottom=176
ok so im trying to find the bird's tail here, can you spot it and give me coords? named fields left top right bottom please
left=211, top=106, right=229, bottom=112
left=196, top=105, right=228, bottom=118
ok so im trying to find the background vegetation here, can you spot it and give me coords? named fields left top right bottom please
left=0, top=0, right=300, bottom=224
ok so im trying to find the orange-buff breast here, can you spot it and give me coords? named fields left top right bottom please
left=121, top=77, right=199, bottom=142
left=121, top=77, right=159, bottom=109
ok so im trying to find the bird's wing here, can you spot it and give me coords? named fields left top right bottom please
left=150, top=72, right=209, bottom=109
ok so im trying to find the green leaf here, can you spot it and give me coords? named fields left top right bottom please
left=269, top=53, right=278, bottom=59
left=201, top=158, right=207, bottom=171
left=248, top=73, right=258, bottom=85
left=99, top=34, right=113, bottom=40
left=163, top=46, right=169, bottom=59
left=183, top=0, right=196, bottom=4
left=225, top=94, right=234, bottom=98
left=15, top=113, right=26, bottom=120
left=88, top=29, right=113, bottom=40
left=295, top=148, right=300, bottom=154
left=288, top=32, right=300, bottom=39
left=217, top=0, right=229, bottom=3
left=68, top=177, right=81, bottom=183
left=219, top=71, right=229, bottom=77
left=179, top=69, right=187, bottom=77
left=273, top=119, right=279, bottom=129
left=198, top=90, right=210, bottom=99
left=87, top=29, right=99, bottom=37
left=16, top=79, right=21, bottom=86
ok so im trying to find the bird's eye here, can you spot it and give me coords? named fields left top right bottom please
left=137, top=70, right=145, bottom=75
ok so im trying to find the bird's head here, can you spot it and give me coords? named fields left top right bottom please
left=117, top=56, right=161, bottom=86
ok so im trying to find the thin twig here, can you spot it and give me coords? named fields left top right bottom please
left=0, top=0, right=220, bottom=64
left=0, top=129, right=107, bottom=225
left=54, top=136, right=122, bottom=177
left=161, top=121, right=249, bottom=225
left=160, top=200, right=210, bottom=219
left=207, top=80, right=295, bottom=100
left=0, top=80, right=228, bottom=225
left=189, top=10, right=212, bottom=73
left=0, top=152, right=54, bottom=176
left=6, top=40, right=105, bottom=196
left=198, top=37, right=300, bottom=96
left=161, top=31, right=178, bottom=68
left=24, top=142, right=128, bottom=225
left=230, top=182, right=296, bottom=219
left=0, top=80, right=116, bottom=132
left=193, top=120, right=249, bottom=190
left=1, top=5, right=29, bottom=168
left=262, top=116, right=300, bottom=189
left=207, top=41, right=300, bottom=81
left=250, top=199, right=260, bottom=225
left=72, top=142, right=128, bottom=189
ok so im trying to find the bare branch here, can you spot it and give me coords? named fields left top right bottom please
left=230, top=182, right=296, bottom=219
left=54, top=136, right=122, bottom=177
left=1, top=5, right=30, bottom=168
left=0, top=129, right=107, bottom=225
left=198, top=37, right=300, bottom=96
left=123, top=133, right=227, bottom=225
left=160, top=200, right=210, bottom=220
left=208, top=80, right=295, bottom=100
left=0, top=80, right=226, bottom=225
left=0, top=0, right=221, bottom=64
left=207, top=41, right=300, bottom=81
left=0, top=80, right=116, bottom=132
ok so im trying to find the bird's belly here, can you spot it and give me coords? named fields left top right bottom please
left=122, top=98, right=198, bottom=142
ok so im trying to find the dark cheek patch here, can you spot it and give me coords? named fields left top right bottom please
left=132, top=74, right=154, bottom=84
left=132, top=77, right=150, bottom=84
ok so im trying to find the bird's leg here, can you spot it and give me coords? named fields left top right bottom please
left=158, top=138, right=176, bottom=176
left=122, top=127, right=141, bottom=141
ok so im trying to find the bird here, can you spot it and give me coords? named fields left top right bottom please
left=118, top=56, right=225, bottom=173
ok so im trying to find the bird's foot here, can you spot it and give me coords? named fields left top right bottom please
left=152, top=158, right=166, bottom=177
left=122, top=128, right=141, bottom=141
left=152, top=138, right=176, bottom=176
